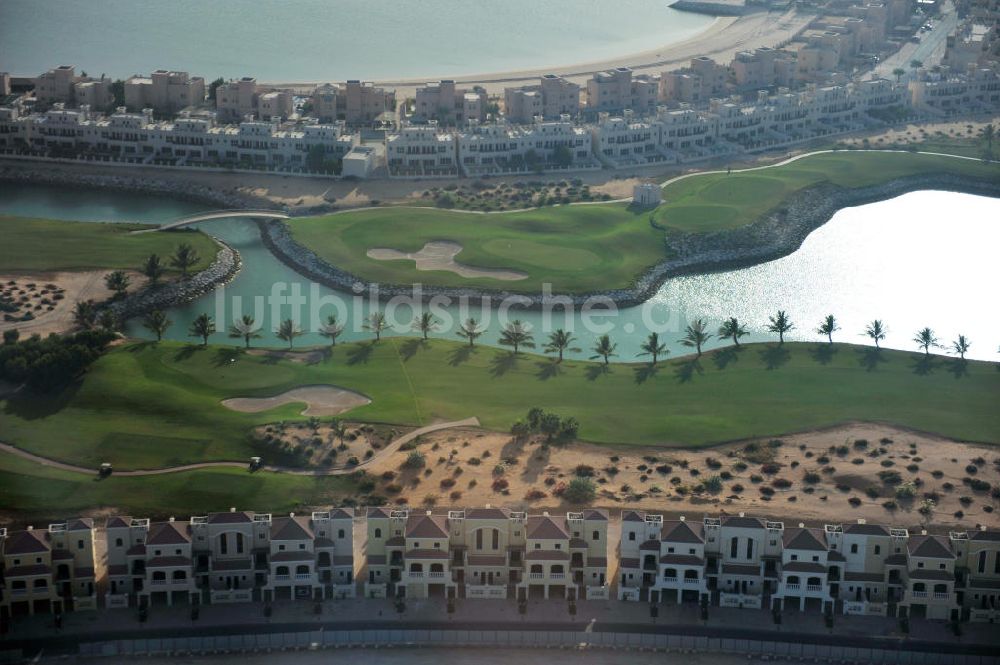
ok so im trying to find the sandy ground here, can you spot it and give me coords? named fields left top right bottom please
left=0, top=270, right=140, bottom=338
left=841, top=116, right=1000, bottom=149
left=368, top=241, right=528, bottom=281
left=263, top=8, right=810, bottom=98
left=323, top=422, right=1000, bottom=531
left=222, top=385, right=371, bottom=417
left=253, top=421, right=408, bottom=468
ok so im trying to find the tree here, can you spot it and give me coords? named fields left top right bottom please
left=208, top=77, right=225, bottom=101
left=498, top=320, right=535, bottom=354
left=892, top=67, right=906, bottom=83
left=404, top=450, right=426, bottom=469
left=142, top=310, right=171, bottom=342
left=590, top=334, right=617, bottom=365
left=865, top=319, right=888, bottom=350
left=910, top=59, right=923, bottom=70
left=275, top=318, right=303, bottom=349
left=564, top=478, right=596, bottom=504
left=981, top=124, right=995, bottom=157
left=110, top=79, right=125, bottom=107
left=73, top=300, right=98, bottom=330
left=543, top=329, right=579, bottom=362
left=228, top=314, right=261, bottom=348
left=510, top=420, right=531, bottom=443
left=526, top=408, right=544, bottom=430
left=679, top=319, right=712, bottom=356
left=951, top=334, right=971, bottom=360
left=329, top=418, right=348, bottom=446
left=767, top=310, right=794, bottom=344
left=816, top=314, right=839, bottom=344
left=170, top=243, right=200, bottom=278
left=456, top=318, right=484, bottom=347
left=913, top=327, right=940, bottom=356
left=3, top=329, right=19, bottom=345
left=104, top=270, right=130, bottom=299
left=552, top=145, right=573, bottom=168
left=637, top=332, right=667, bottom=365
left=141, top=253, right=164, bottom=285
left=364, top=311, right=388, bottom=342
left=98, top=310, right=119, bottom=332
left=188, top=313, right=215, bottom=346
left=717, top=317, right=748, bottom=347
left=539, top=412, right=562, bottom=441
left=320, top=314, right=345, bottom=346
left=412, top=312, right=440, bottom=340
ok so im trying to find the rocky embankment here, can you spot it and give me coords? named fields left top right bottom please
left=261, top=173, right=1000, bottom=309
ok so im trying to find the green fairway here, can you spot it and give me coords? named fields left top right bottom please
left=0, top=216, right=219, bottom=273
left=1, top=339, right=996, bottom=474
left=286, top=151, right=1000, bottom=293
left=0, top=451, right=359, bottom=522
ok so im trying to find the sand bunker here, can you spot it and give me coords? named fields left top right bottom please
left=367, top=241, right=527, bottom=281
left=222, top=385, right=370, bottom=416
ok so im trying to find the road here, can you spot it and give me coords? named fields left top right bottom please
left=873, top=1, right=959, bottom=81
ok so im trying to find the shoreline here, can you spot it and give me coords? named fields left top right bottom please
left=258, top=172, right=1000, bottom=309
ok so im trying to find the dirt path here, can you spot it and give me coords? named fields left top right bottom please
left=0, top=417, right=479, bottom=477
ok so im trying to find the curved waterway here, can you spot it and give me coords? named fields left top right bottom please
left=0, top=0, right=713, bottom=82
left=0, top=184, right=998, bottom=362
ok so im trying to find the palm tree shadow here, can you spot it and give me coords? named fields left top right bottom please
left=585, top=364, right=611, bottom=381
left=910, top=354, right=937, bottom=376
left=633, top=363, right=659, bottom=384
left=712, top=345, right=744, bottom=370
left=674, top=358, right=704, bottom=383
left=399, top=338, right=424, bottom=362
left=856, top=347, right=887, bottom=372
left=489, top=352, right=519, bottom=378
left=759, top=344, right=791, bottom=370
left=346, top=342, right=375, bottom=365
left=309, top=346, right=332, bottom=365
left=448, top=345, right=475, bottom=367
left=212, top=347, right=244, bottom=367
left=947, top=358, right=969, bottom=379
left=126, top=340, right=156, bottom=353
left=173, top=344, right=202, bottom=362
left=809, top=344, right=839, bottom=366
left=535, top=360, right=563, bottom=381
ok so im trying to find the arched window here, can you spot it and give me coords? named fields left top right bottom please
left=338, top=529, right=345, bottom=538
left=374, top=528, right=382, bottom=538
left=296, top=565, right=309, bottom=575
left=592, top=530, right=599, bottom=541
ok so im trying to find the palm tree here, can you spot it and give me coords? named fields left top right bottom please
left=104, top=270, right=130, bottom=299
left=590, top=334, right=618, bottom=365
left=816, top=314, right=839, bottom=344
left=275, top=318, right=303, bottom=349
left=498, top=320, right=535, bottom=354
left=141, top=254, right=164, bottom=285
left=637, top=332, right=668, bottom=365
left=329, top=418, right=348, bottom=447
left=865, top=319, right=888, bottom=350
left=543, top=329, right=579, bottom=362
left=717, top=317, right=748, bottom=347
left=319, top=314, right=345, bottom=347
left=767, top=310, right=794, bottom=344
left=364, top=311, right=388, bottom=342
left=456, top=318, right=484, bottom=347
left=228, top=314, right=261, bottom=349
left=98, top=310, right=119, bottom=332
left=982, top=123, right=995, bottom=157
left=951, top=335, right=971, bottom=359
left=892, top=67, right=906, bottom=83
left=679, top=319, right=712, bottom=356
left=170, top=243, right=200, bottom=278
left=73, top=300, right=97, bottom=330
left=913, top=327, right=940, bottom=356
left=188, top=313, right=215, bottom=346
left=142, top=310, right=171, bottom=342
left=910, top=59, right=923, bottom=70
left=412, top=312, right=440, bottom=340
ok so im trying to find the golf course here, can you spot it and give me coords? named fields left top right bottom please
left=285, top=150, right=1000, bottom=293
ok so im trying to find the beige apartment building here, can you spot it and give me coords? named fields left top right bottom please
left=414, top=80, right=487, bottom=125
left=105, top=509, right=354, bottom=608
left=124, top=70, right=206, bottom=114
left=0, top=520, right=97, bottom=620
left=909, top=65, right=1000, bottom=115
left=310, top=81, right=396, bottom=126
left=364, top=508, right=608, bottom=601
left=586, top=67, right=658, bottom=114
left=216, top=77, right=294, bottom=122
left=33, top=65, right=113, bottom=111
left=503, top=74, right=581, bottom=123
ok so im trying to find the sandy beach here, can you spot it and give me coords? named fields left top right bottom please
left=262, top=8, right=810, bottom=97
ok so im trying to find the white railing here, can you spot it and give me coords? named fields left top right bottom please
left=586, top=585, right=610, bottom=601
left=683, top=578, right=701, bottom=586
left=911, top=590, right=928, bottom=599
left=549, top=573, right=566, bottom=580
left=408, top=571, right=424, bottom=579
left=785, top=583, right=801, bottom=591
left=618, top=586, right=640, bottom=602
left=295, top=574, right=312, bottom=581
left=662, top=576, right=678, bottom=584
left=150, top=579, right=168, bottom=586
left=719, top=592, right=762, bottom=609
left=806, top=584, right=824, bottom=593
left=466, top=585, right=507, bottom=599
left=11, top=588, right=28, bottom=596
left=970, top=608, right=999, bottom=622
left=105, top=593, right=129, bottom=609
left=528, top=573, right=544, bottom=580
left=843, top=601, right=887, bottom=616
left=211, top=589, right=253, bottom=604
left=364, top=582, right=387, bottom=599
left=933, top=592, right=951, bottom=600
left=427, top=571, right=445, bottom=579
left=274, top=574, right=290, bottom=582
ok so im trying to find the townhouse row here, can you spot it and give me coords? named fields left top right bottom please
left=3, top=508, right=998, bottom=626
left=618, top=511, right=1000, bottom=623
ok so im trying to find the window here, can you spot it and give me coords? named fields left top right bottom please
left=730, top=537, right=739, bottom=559
left=555, top=544, right=561, bottom=550
left=668, top=547, right=674, bottom=554
left=874, top=545, right=881, bottom=555
left=628, top=532, right=636, bottom=542
left=154, top=549, right=161, bottom=556
left=850, top=544, right=858, bottom=554
left=220, top=534, right=228, bottom=555
left=299, top=544, right=306, bottom=550
left=791, top=554, right=799, bottom=561
left=176, top=549, right=182, bottom=555
left=689, top=548, right=695, bottom=555
left=115, top=538, right=123, bottom=547
left=746, top=539, right=753, bottom=560
left=279, top=544, right=286, bottom=551
left=979, top=551, right=987, bottom=574
left=812, top=556, right=819, bottom=562
left=492, top=530, right=499, bottom=550
left=476, top=530, right=483, bottom=549
left=77, top=539, right=85, bottom=550
left=592, top=531, right=599, bottom=541
left=338, top=529, right=345, bottom=539
left=374, top=528, right=382, bottom=539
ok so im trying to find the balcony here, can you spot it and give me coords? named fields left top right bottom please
left=150, top=579, right=168, bottom=586
left=550, top=573, right=566, bottom=580
left=274, top=574, right=291, bottom=582
left=933, top=592, right=951, bottom=600
left=662, top=576, right=678, bottom=584
left=683, top=578, right=701, bottom=586
left=294, top=574, right=312, bottom=581
left=785, top=583, right=801, bottom=591
left=427, top=571, right=446, bottom=580
left=807, top=585, right=824, bottom=593
left=529, top=573, right=544, bottom=580
left=911, top=590, right=928, bottom=599
left=408, top=571, right=424, bottom=579
left=11, top=588, right=28, bottom=596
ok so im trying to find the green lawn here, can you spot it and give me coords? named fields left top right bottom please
left=286, top=151, right=1000, bottom=292
left=0, top=217, right=218, bottom=272
left=0, top=451, right=359, bottom=523
left=1, top=339, right=996, bottom=473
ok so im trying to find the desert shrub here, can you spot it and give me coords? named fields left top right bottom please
left=803, top=472, right=821, bottom=484
left=882, top=500, right=897, bottom=511
left=852, top=458, right=865, bottom=465
left=525, top=489, right=547, bottom=501
left=906, top=464, right=919, bottom=472
left=965, top=464, right=978, bottom=474
left=772, top=478, right=793, bottom=489
left=655, top=464, right=672, bottom=474
left=878, top=470, right=902, bottom=485
left=853, top=439, right=869, bottom=449
left=759, top=486, right=775, bottom=496
left=439, top=477, right=456, bottom=489
left=706, top=457, right=722, bottom=469
left=848, top=497, right=862, bottom=507
left=491, top=477, right=509, bottom=492
left=403, top=451, right=426, bottom=469
left=385, top=483, right=403, bottom=494
left=880, top=460, right=894, bottom=467
left=894, top=482, right=917, bottom=499
left=575, top=464, right=595, bottom=477
left=731, top=484, right=744, bottom=493
left=563, top=478, right=596, bottom=503
left=866, top=487, right=881, bottom=499
left=959, top=496, right=973, bottom=506
left=467, top=457, right=481, bottom=466
left=969, top=479, right=991, bottom=492
left=704, top=476, right=723, bottom=493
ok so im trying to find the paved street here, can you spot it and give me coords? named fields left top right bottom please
left=874, top=1, right=960, bottom=80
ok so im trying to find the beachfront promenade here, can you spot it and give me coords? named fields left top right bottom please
left=3, top=595, right=998, bottom=663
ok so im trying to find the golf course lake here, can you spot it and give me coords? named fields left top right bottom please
left=0, top=183, right=998, bottom=361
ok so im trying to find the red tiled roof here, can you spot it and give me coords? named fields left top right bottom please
left=907, top=535, right=954, bottom=559
left=147, top=521, right=191, bottom=546
left=406, top=514, right=448, bottom=539
left=366, top=554, right=386, bottom=565
left=468, top=554, right=506, bottom=566
left=660, top=554, right=703, bottom=566
left=661, top=520, right=704, bottom=544
left=885, top=554, right=907, bottom=565
left=466, top=508, right=510, bottom=520
left=570, top=538, right=587, bottom=548
left=315, top=537, right=335, bottom=548
left=587, top=557, right=608, bottom=567
left=722, top=563, right=760, bottom=576
left=619, top=557, right=639, bottom=569
left=126, top=544, right=147, bottom=556
left=4, top=564, right=51, bottom=577
left=783, top=528, right=827, bottom=551
left=828, top=550, right=846, bottom=562
left=639, top=540, right=660, bottom=551
left=4, top=530, right=49, bottom=555
left=74, top=566, right=95, bottom=578
left=270, top=515, right=314, bottom=541
left=386, top=537, right=405, bottom=546
left=52, top=549, right=74, bottom=561
left=211, top=558, right=253, bottom=571
left=583, top=509, right=608, bottom=521
left=908, top=568, right=953, bottom=581
left=106, top=516, right=132, bottom=529
left=527, top=515, right=569, bottom=540
left=67, top=518, right=93, bottom=531
left=782, top=561, right=826, bottom=574
left=844, top=523, right=890, bottom=536
left=329, top=508, right=354, bottom=520
left=844, top=571, right=883, bottom=582
left=107, top=565, right=128, bottom=576
left=367, top=507, right=391, bottom=518
left=722, top=516, right=764, bottom=529
left=970, top=530, right=1000, bottom=542
left=146, top=556, right=191, bottom=568
left=271, top=551, right=314, bottom=562
left=207, top=511, right=253, bottom=524
left=332, top=556, right=353, bottom=566
left=621, top=510, right=645, bottom=522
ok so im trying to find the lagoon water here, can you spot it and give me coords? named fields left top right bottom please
left=1, top=184, right=998, bottom=362
left=0, top=0, right=713, bottom=82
